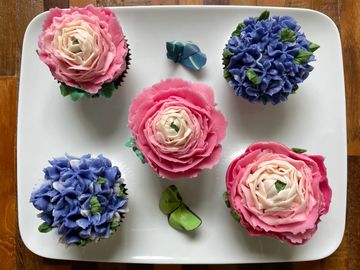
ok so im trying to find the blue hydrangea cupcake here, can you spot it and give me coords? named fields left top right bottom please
left=223, top=10, right=320, bottom=105
left=30, top=154, right=128, bottom=246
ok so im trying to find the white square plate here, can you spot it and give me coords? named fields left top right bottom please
left=18, top=6, right=346, bottom=264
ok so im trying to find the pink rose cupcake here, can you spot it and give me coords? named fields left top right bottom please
left=38, top=5, right=130, bottom=101
left=224, top=142, right=332, bottom=245
left=127, top=78, right=227, bottom=179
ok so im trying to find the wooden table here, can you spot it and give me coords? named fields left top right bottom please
left=1, top=0, right=359, bottom=269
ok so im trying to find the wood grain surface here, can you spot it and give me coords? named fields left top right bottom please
left=1, top=0, right=358, bottom=269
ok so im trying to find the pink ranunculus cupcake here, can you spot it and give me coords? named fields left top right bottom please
left=127, top=78, right=228, bottom=179
left=224, top=142, right=332, bottom=245
left=38, top=5, right=130, bottom=101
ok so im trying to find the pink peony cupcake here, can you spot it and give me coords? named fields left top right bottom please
left=224, top=142, right=332, bottom=245
left=38, top=5, right=130, bottom=101
left=127, top=78, right=227, bottom=179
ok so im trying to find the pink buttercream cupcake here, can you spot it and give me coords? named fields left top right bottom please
left=127, top=78, right=228, bottom=179
left=38, top=5, right=130, bottom=101
left=224, top=142, right=332, bottom=245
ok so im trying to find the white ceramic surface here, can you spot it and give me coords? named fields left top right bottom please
left=18, top=6, right=346, bottom=264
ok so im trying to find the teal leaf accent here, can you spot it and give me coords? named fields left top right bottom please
left=294, top=50, right=313, bottom=65
left=257, top=10, right=270, bottom=21
left=275, top=181, right=286, bottom=193
left=38, top=222, right=52, bottom=233
left=308, top=41, right=320, bottom=52
left=280, top=28, right=296, bottom=42
left=246, top=69, right=261, bottom=85
left=99, top=82, right=116, bottom=98
left=291, top=147, right=307, bottom=154
left=89, top=196, right=102, bottom=214
left=125, top=137, right=147, bottom=164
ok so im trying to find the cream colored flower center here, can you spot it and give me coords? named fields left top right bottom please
left=52, top=20, right=99, bottom=66
left=156, top=107, right=193, bottom=146
left=247, top=160, right=305, bottom=211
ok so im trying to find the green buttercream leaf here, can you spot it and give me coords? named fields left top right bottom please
left=98, top=176, right=106, bottom=185
left=223, top=192, right=230, bottom=208
left=89, top=196, right=102, bottom=214
left=134, top=149, right=146, bottom=164
left=70, top=90, right=86, bottom=102
left=257, top=10, right=270, bottom=21
left=292, top=84, right=299, bottom=93
left=38, top=222, right=52, bottom=233
left=275, top=181, right=286, bottom=193
left=308, top=41, right=320, bottom=52
left=116, top=184, right=127, bottom=198
left=291, top=147, right=307, bottom=153
left=246, top=69, right=261, bottom=85
left=125, top=137, right=136, bottom=148
left=159, top=185, right=183, bottom=215
left=224, top=69, right=233, bottom=81
left=294, top=50, right=313, bottom=65
left=231, top=22, right=246, bottom=36
left=110, top=220, right=120, bottom=230
left=222, top=49, right=234, bottom=66
left=168, top=204, right=202, bottom=232
left=170, top=122, right=179, bottom=132
left=60, top=84, right=71, bottom=97
left=280, top=28, right=296, bottom=42
left=99, top=82, right=115, bottom=98
left=230, top=210, right=240, bottom=222
left=79, top=239, right=87, bottom=246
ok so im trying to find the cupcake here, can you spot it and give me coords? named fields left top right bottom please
left=223, top=11, right=319, bottom=105
left=224, top=142, right=332, bottom=245
left=38, top=5, right=130, bottom=101
left=30, top=154, right=128, bottom=246
left=127, top=78, right=227, bottom=179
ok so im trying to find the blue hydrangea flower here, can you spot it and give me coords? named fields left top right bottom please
left=30, top=154, right=128, bottom=246
left=223, top=11, right=319, bottom=105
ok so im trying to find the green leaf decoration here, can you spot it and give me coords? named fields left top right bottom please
left=275, top=180, right=286, bottom=193
left=99, top=82, right=115, bottom=98
left=168, top=204, right=202, bottom=232
left=60, top=84, right=71, bottom=97
left=79, top=239, right=88, bottom=246
left=125, top=137, right=147, bottom=164
left=291, top=147, right=307, bottom=154
left=170, top=122, right=179, bottom=132
left=224, top=69, right=233, bottom=81
left=308, top=41, right=320, bottom=52
left=116, top=184, right=127, bottom=198
left=89, top=196, right=102, bottom=214
left=257, top=10, right=270, bottom=21
left=110, top=219, right=120, bottom=230
left=223, top=192, right=230, bottom=208
left=159, top=185, right=183, bottom=215
left=246, top=69, right=261, bottom=85
left=280, top=28, right=296, bottom=42
left=38, top=222, right=52, bottom=233
left=231, top=22, right=246, bottom=36
left=125, top=137, right=136, bottom=148
left=222, top=49, right=234, bottom=66
left=98, top=176, right=106, bottom=185
left=291, top=84, right=299, bottom=93
left=230, top=210, right=240, bottom=222
left=294, top=50, right=313, bottom=65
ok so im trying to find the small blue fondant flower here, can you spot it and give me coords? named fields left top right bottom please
left=223, top=11, right=319, bottom=105
left=30, top=154, right=128, bottom=246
